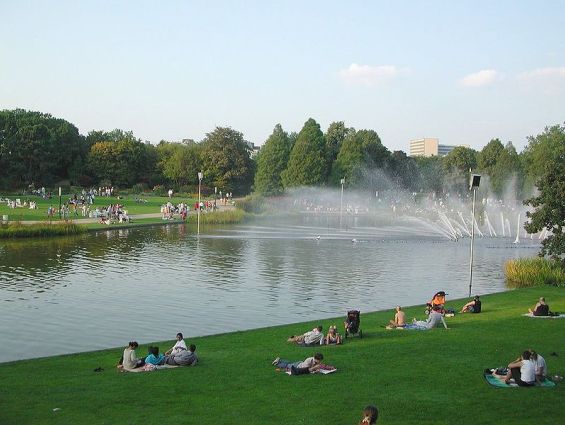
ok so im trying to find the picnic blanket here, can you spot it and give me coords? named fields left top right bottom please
left=120, top=364, right=179, bottom=373
left=522, top=313, right=565, bottom=319
left=484, top=371, right=556, bottom=388
left=403, top=324, right=428, bottom=330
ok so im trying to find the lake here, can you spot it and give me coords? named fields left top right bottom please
left=0, top=216, right=540, bottom=363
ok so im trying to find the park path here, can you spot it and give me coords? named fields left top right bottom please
left=13, top=202, right=236, bottom=225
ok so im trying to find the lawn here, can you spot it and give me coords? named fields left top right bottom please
left=0, top=193, right=200, bottom=221
left=0, top=287, right=563, bottom=425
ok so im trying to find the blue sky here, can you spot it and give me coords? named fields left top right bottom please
left=1, top=0, right=564, bottom=152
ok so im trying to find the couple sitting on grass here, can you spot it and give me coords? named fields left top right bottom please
left=287, top=325, right=343, bottom=345
left=118, top=333, right=198, bottom=371
left=528, top=297, right=551, bottom=316
left=492, top=349, right=547, bottom=386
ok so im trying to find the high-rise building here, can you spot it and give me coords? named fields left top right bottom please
left=409, top=138, right=460, bottom=157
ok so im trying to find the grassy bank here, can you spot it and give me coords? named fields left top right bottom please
left=505, top=258, right=565, bottom=287
left=0, top=287, right=563, bottom=425
left=0, top=222, right=87, bottom=238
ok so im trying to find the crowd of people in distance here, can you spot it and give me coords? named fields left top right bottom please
left=117, top=333, right=198, bottom=372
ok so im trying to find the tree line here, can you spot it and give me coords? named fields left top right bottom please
left=0, top=109, right=562, bottom=202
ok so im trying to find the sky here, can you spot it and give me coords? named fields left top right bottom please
left=1, top=0, right=564, bottom=152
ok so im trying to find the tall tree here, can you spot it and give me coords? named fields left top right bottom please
left=524, top=124, right=565, bottom=265
left=442, top=146, right=478, bottom=193
left=281, top=118, right=327, bottom=188
left=414, top=156, right=444, bottom=194
left=200, top=127, right=254, bottom=194
left=324, top=121, right=352, bottom=182
left=254, top=124, right=292, bottom=195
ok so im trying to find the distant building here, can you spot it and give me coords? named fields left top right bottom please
left=409, top=138, right=460, bottom=157
left=245, top=141, right=261, bottom=158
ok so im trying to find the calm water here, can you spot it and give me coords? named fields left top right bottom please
left=0, top=216, right=540, bottom=362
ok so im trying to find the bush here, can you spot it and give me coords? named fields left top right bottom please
left=237, top=195, right=266, bottom=214
left=505, top=257, right=565, bottom=288
left=198, top=209, right=246, bottom=224
left=0, top=222, right=87, bottom=239
left=132, top=183, right=148, bottom=194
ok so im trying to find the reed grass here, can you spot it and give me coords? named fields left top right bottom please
left=505, top=257, right=565, bottom=288
left=0, top=222, right=87, bottom=238
left=198, top=208, right=246, bottom=224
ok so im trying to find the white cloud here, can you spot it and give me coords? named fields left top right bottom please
left=339, top=63, right=398, bottom=87
left=460, top=69, right=500, bottom=87
left=517, top=66, right=565, bottom=80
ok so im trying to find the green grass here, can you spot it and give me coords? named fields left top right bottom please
left=0, top=194, right=199, bottom=221
left=0, top=222, right=87, bottom=238
left=505, top=258, right=565, bottom=287
left=0, top=287, right=563, bottom=425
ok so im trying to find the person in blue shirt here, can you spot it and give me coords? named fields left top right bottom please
left=145, top=346, right=165, bottom=366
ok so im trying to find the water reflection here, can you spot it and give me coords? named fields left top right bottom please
left=0, top=219, right=540, bottom=362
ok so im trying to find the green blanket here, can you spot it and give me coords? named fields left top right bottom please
left=484, top=372, right=556, bottom=388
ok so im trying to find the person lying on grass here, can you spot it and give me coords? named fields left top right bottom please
left=412, top=306, right=448, bottom=329
left=272, top=353, right=323, bottom=374
left=496, top=350, right=536, bottom=386
left=528, top=297, right=550, bottom=316
left=460, top=295, right=481, bottom=313
left=165, top=344, right=198, bottom=366
left=165, top=332, right=187, bottom=355
left=387, top=306, right=406, bottom=328
left=287, top=325, right=323, bottom=345
left=325, top=325, right=342, bottom=345
left=117, top=341, right=145, bottom=370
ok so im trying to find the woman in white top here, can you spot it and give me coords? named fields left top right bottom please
left=530, top=350, right=547, bottom=382
left=165, top=332, right=187, bottom=355
left=504, top=350, right=536, bottom=386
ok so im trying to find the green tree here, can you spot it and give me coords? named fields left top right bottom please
left=85, top=130, right=156, bottom=187
left=385, top=150, right=419, bottom=190
left=477, top=139, right=522, bottom=197
left=414, top=156, right=444, bottom=194
left=201, top=127, right=254, bottom=195
left=0, top=109, right=85, bottom=187
left=282, top=118, right=326, bottom=188
left=324, top=121, right=352, bottom=181
left=254, top=124, right=292, bottom=195
left=524, top=124, right=565, bottom=264
left=330, top=129, right=389, bottom=187
left=160, top=143, right=202, bottom=187
left=442, top=146, right=478, bottom=193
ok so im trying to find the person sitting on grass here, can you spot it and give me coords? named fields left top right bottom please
left=118, top=341, right=145, bottom=370
left=387, top=306, right=406, bottom=328
left=145, top=346, right=165, bottom=366
left=412, top=306, right=448, bottom=329
left=501, top=350, right=535, bottom=386
left=272, top=353, right=324, bottom=375
left=460, top=295, right=482, bottom=313
left=528, top=297, right=549, bottom=316
left=530, top=350, right=547, bottom=382
left=359, top=405, right=379, bottom=424
left=165, top=344, right=198, bottom=366
left=165, top=332, right=187, bottom=355
left=325, top=325, right=342, bottom=345
left=287, top=325, right=324, bottom=345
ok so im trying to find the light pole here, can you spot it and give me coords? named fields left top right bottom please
left=340, top=178, right=345, bottom=229
left=197, top=171, right=203, bottom=235
left=468, top=173, right=481, bottom=297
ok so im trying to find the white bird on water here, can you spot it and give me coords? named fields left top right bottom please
left=351, top=238, right=358, bottom=243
